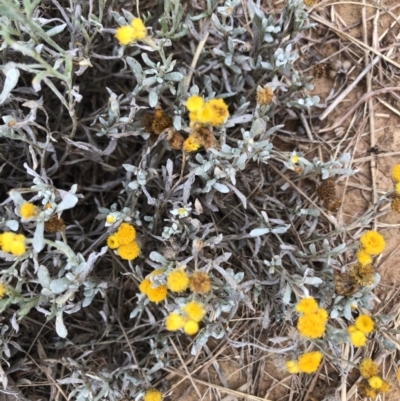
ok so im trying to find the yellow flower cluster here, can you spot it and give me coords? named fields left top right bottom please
left=286, top=351, right=323, bottom=374
left=183, top=136, right=201, bottom=153
left=115, top=18, right=147, bottom=46
left=347, top=314, right=374, bottom=347
left=359, top=230, right=385, bottom=256
left=19, top=202, right=37, bottom=220
left=186, top=95, right=229, bottom=127
left=295, top=297, right=328, bottom=339
left=107, top=223, right=140, bottom=261
left=143, top=388, right=162, bottom=401
left=357, top=359, right=390, bottom=398
left=392, top=164, right=400, bottom=183
left=165, top=300, right=206, bottom=335
left=0, top=232, right=26, bottom=256
left=167, top=267, right=189, bottom=292
left=139, top=270, right=167, bottom=303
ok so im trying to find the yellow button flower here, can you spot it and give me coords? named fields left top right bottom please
left=368, top=376, right=383, bottom=389
left=297, top=351, right=323, bottom=373
left=139, top=278, right=151, bottom=294
left=0, top=283, right=6, bottom=299
left=143, top=388, right=162, bottom=401
left=146, top=284, right=167, bottom=303
left=115, top=18, right=147, bottom=46
left=167, top=268, right=189, bottom=293
left=285, top=360, right=299, bottom=374
left=115, top=222, right=136, bottom=245
left=392, top=164, right=400, bottom=182
left=183, top=301, right=206, bottom=322
left=360, top=230, right=385, bottom=255
left=355, top=314, right=374, bottom=334
left=184, top=320, right=199, bottom=335
left=165, top=313, right=186, bottom=331
left=297, top=308, right=327, bottom=339
left=130, top=18, right=147, bottom=40
left=107, top=234, right=119, bottom=249
left=295, top=297, right=318, bottom=314
left=117, top=241, right=140, bottom=260
left=20, top=202, right=37, bottom=219
left=10, top=241, right=26, bottom=256
left=356, top=249, right=372, bottom=267
left=183, top=136, right=201, bottom=152
left=348, top=326, right=366, bottom=347
left=359, top=358, right=379, bottom=379
left=186, top=95, right=204, bottom=112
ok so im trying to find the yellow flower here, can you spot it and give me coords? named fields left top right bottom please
left=107, top=234, right=119, bottom=249
left=355, top=314, right=374, bottom=334
left=379, top=380, right=390, bottom=393
left=183, top=301, right=206, bottom=322
left=143, top=388, right=162, bottom=401
left=186, top=95, right=204, bottom=112
left=297, top=309, right=327, bottom=339
left=130, top=18, right=147, bottom=40
left=0, top=283, right=7, bottom=299
left=368, top=376, right=383, bottom=389
left=356, top=249, right=372, bottom=267
left=297, top=351, right=323, bottom=374
left=117, top=241, right=140, bottom=260
left=203, top=99, right=229, bottom=126
left=392, top=164, right=400, bottom=182
left=360, top=230, right=385, bottom=255
left=395, top=182, right=400, bottom=195
left=286, top=360, right=299, bottom=374
left=19, top=202, right=37, bottom=219
left=359, top=358, right=379, bottom=379
left=167, top=268, right=189, bottom=293
left=348, top=327, right=366, bottom=347
left=165, top=313, right=187, bottom=331
left=189, top=271, right=211, bottom=294
left=115, top=222, right=136, bottom=245
left=10, top=241, right=26, bottom=256
left=0, top=232, right=16, bottom=253
left=115, top=26, right=137, bottom=45
left=184, top=320, right=199, bottom=335
left=147, top=284, right=167, bottom=303
left=295, top=297, right=318, bottom=314
left=106, top=215, right=116, bottom=224
left=290, top=155, right=299, bottom=164
left=183, top=136, right=201, bottom=152
left=139, top=278, right=151, bottom=294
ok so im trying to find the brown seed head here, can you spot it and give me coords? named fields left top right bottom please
left=189, top=271, right=211, bottom=294
left=391, top=196, right=400, bottom=213
left=334, top=269, right=360, bottom=296
left=256, top=87, right=274, bottom=105
left=44, top=215, right=66, bottom=233
left=311, top=64, right=327, bottom=78
left=351, top=263, right=375, bottom=286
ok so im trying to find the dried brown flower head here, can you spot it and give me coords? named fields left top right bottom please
left=256, top=87, right=274, bottom=105
left=326, top=198, right=342, bottom=213
left=189, top=271, right=211, bottom=294
left=351, top=263, right=374, bottom=286
left=164, top=128, right=184, bottom=150
left=357, top=379, right=377, bottom=399
left=316, top=178, right=341, bottom=212
left=44, top=215, right=66, bottom=233
left=334, top=270, right=360, bottom=296
left=391, top=196, right=400, bottom=213
left=141, top=109, right=172, bottom=136
left=311, top=63, right=327, bottom=78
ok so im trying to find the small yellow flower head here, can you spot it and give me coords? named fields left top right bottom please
left=183, top=136, right=201, bottom=152
left=295, top=297, right=318, bottom=314
left=0, top=283, right=7, bottom=299
left=147, top=284, right=167, bottom=303
left=360, top=230, right=385, bottom=255
left=143, top=388, right=162, bottom=401
left=106, top=215, right=116, bottom=224
left=355, top=314, right=374, bottom=334
left=183, top=301, right=206, bottom=322
left=189, top=271, right=211, bottom=294
left=348, top=327, right=366, bottom=347
left=297, top=309, right=327, bottom=339
left=186, top=95, right=204, bottom=112
left=379, top=380, right=390, bottom=393
left=298, top=351, right=323, bottom=374
left=204, top=98, right=229, bottom=126
left=107, top=234, right=119, bottom=249
left=115, top=26, right=137, bottom=45
left=368, top=376, right=383, bottom=389
left=395, top=182, right=400, bottom=195
left=130, top=18, right=147, bottom=40
left=10, top=241, right=26, bottom=256
left=303, top=0, right=319, bottom=6
left=357, top=379, right=377, bottom=398
left=392, top=164, right=400, bottom=182
left=356, top=249, right=372, bottom=267
left=167, top=268, right=189, bottom=293
left=256, top=86, right=274, bottom=105
left=117, top=241, right=140, bottom=260
left=165, top=313, right=187, bottom=331
left=184, top=320, right=199, bottom=335
left=139, top=278, right=151, bottom=294
left=1, top=232, right=15, bottom=253
left=115, top=222, right=136, bottom=245
left=290, top=154, right=299, bottom=164
left=285, top=360, right=300, bottom=374
left=359, top=358, right=379, bottom=379
left=19, top=202, right=37, bottom=219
